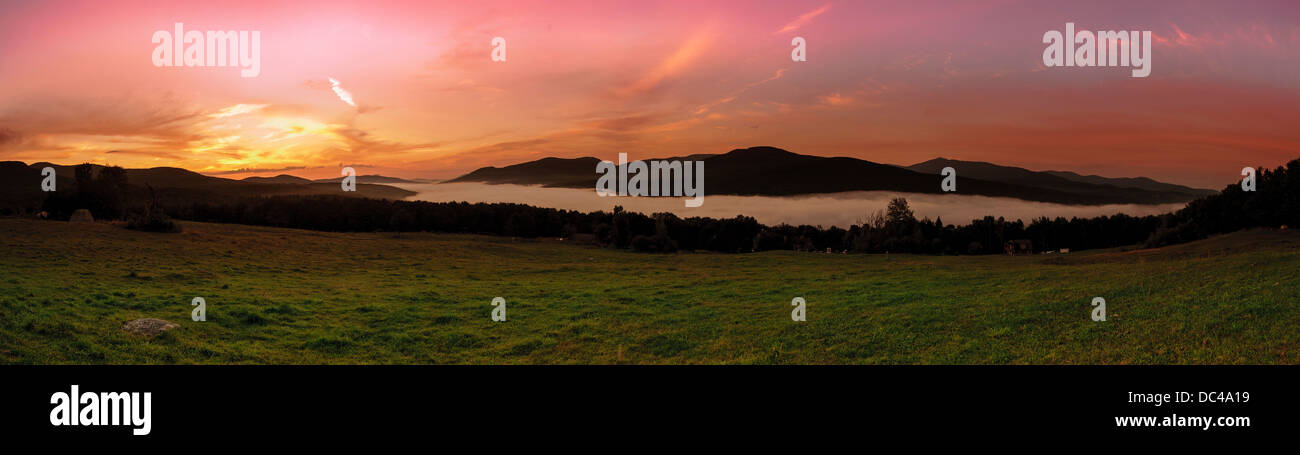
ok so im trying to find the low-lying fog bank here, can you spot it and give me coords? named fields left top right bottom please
left=396, top=182, right=1187, bottom=228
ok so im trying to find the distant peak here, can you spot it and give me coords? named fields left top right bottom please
left=725, top=146, right=796, bottom=157
left=535, top=156, right=600, bottom=162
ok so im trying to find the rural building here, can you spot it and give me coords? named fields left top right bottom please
left=1004, top=239, right=1033, bottom=255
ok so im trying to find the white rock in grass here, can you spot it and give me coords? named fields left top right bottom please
left=69, top=209, right=94, bottom=223
left=122, top=318, right=180, bottom=336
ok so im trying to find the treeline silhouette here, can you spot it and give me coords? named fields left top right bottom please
left=163, top=195, right=1160, bottom=254
left=41, top=164, right=128, bottom=220
left=40, top=164, right=180, bottom=232
left=1145, top=159, right=1299, bottom=247
left=32, top=158, right=1300, bottom=254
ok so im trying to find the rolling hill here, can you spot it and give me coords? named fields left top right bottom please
left=446, top=157, right=604, bottom=188
left=0, top=162, right=415, bottom=213
left=906, top=158, right=1212, bottom=204
left=1040, top=169, right=1217, bottom=196
left=242, top=174, right=314, bottom=184
left=1, top=217, right=1294, bottom=364
left=446, top=146, right=1208, bottom=205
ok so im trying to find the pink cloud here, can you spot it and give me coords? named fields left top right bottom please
left=774, top=4, right=831, bottom=35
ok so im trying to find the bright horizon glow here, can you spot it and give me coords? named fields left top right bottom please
left=2, top=0, right=1298, bottom=188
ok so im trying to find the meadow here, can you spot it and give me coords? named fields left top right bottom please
left=1, top=218, right=1296, bottom=364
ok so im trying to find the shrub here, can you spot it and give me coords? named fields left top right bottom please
left=126, top=210, right=181, bottom=233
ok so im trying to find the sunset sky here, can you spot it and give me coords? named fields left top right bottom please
left=1, top=0, right=1297, bottom=188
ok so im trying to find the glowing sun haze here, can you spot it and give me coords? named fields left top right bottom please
left=1, top=0, right=1297, bottom=188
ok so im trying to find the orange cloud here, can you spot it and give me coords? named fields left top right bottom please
left=818, top=93, right=853, bottom=106
left=621, top=30, right=713, bottom=95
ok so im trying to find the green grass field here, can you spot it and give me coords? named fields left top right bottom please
left=1, top=218, right=1297, bottom=364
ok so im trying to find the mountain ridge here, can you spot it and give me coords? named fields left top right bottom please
left=907, top=157, right=1213, bottom=197
left=444, top=146, right=1208, bottom=206
left=0, top=162, right=415, bottom=208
